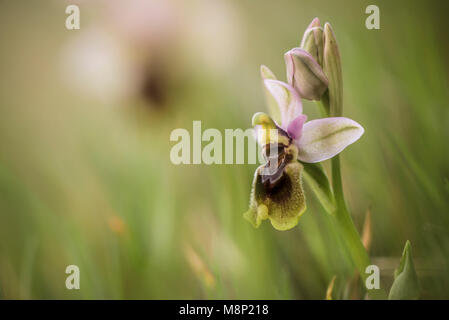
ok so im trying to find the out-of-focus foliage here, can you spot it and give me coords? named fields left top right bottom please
left=0, top=0, right=448, bottom=299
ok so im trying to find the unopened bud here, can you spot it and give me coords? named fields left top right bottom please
left=285, top=48, right=328, bottom=101
left=323, top=23, right=343, bottom=116
left=301, top=26, right=324, bottom=67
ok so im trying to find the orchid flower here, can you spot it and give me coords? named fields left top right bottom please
left=244, top=35, right=364, bottom=230
left=260, top=76, right=364, bottom=164
left=243, top=17, right=418, bottom=301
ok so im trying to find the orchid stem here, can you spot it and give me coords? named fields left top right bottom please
left=331, top=155, right=387, bottom=299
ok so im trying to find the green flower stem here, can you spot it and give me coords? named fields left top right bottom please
left=316, top=97, right=329, bottom=118
left=331, top=155, right=387, bottom=299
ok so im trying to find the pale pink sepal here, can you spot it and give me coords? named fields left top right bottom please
left=263, top=79, right=303, bottom=130
left=297, top=117, right=364, bottom=163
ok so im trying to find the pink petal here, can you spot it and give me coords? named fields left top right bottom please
left=287, top=114, right=307, bottom=141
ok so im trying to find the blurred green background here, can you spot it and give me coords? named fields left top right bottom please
left=0, top=0, right=448, bottom=299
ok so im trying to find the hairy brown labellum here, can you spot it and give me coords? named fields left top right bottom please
left=256, top=169, right=293, bottom=205
left=260, top=143, right=293, bottom=188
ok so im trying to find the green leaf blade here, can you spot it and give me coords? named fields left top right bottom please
left=302, top=162, right=335, bottom=215
left=388, top=240, right=420, bottom=300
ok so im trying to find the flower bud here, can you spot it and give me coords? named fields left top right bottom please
left=284, top=48, right=328, bottom=101
left=300, top=18, right=324, bottom=66
left=323, top=23, right=343, bottom=116
left=305, top=17, right=320, bottom=30
left=300, top=26, right=324, bottom=67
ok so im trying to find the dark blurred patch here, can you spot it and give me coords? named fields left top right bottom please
left=140, top=65, right=168, bottom=109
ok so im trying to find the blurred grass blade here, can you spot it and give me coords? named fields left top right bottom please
left=361, top=208, right=372, bottom=251
left=388, top=241, right=420, bottom=300
left=302, top=162, right=335, bottom=215
left=326, top=275, right=336, bottom=300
